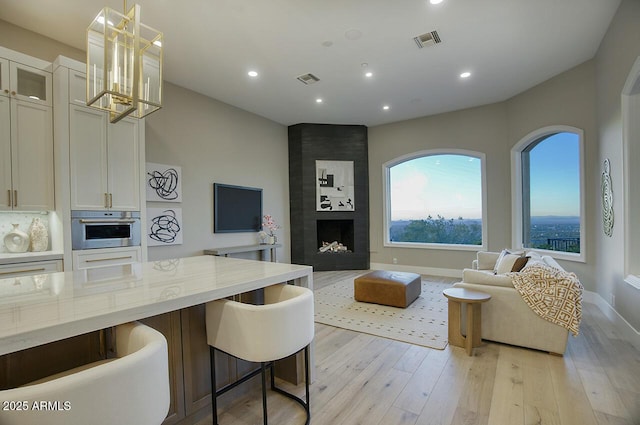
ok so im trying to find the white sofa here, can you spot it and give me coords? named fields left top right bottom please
left=453, top=250, right=570, bottom=354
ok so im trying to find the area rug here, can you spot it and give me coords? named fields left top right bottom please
left=314, top=276, right=451, bottom=349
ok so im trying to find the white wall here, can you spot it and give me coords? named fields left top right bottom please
left=0, top=19, right=291, bottom=264
left=369, top=60, right=598, bottom=290
left=594, top=0, right=640, bottom=331
left=368, top=103, right=510, bottom=273
left=144, top=83, right=290, bottom=261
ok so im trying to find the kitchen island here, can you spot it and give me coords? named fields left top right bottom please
left=0, top=255, right=312, bottom=356
left=0, top=255, right=313, bottom=424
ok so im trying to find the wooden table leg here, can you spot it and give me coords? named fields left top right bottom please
left=465, top=303, right=484, bottom=356
left=447, top=299, right=465, bottom=348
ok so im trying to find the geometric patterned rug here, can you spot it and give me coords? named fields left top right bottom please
left=314, top=276, right=452, bottom=349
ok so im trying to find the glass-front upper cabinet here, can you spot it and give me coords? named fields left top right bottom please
left=9, top=62, right=52, bottom=106
left=0, top=56, right=51, bottom=106
left=0, top=57, right=8, bottom=98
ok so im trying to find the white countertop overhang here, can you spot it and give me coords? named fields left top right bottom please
left=0, top=255, right=313, bottom=356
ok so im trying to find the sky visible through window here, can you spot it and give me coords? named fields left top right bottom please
left=528, top=132, right=580, bottom=217
left=390, top=154, right=482, bottom=221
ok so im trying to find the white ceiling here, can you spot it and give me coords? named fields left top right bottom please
left=0, top=0, right=621, bottom=127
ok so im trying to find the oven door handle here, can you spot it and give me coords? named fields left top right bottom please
left=79, top=219, right=137, bottom=224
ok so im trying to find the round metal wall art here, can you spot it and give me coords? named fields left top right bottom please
left=601, top=158, right=614, bottom=237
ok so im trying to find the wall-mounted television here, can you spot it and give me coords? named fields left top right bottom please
left=213, top=183, right=263, bottom=233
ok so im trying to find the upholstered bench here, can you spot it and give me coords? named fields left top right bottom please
left=354, top=270, right=422, bottom=308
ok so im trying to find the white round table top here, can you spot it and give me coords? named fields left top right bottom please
left=443, top=287, right=491, bottom=303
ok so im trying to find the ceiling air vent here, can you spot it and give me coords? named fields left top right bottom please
left=413, top=30, right=441, bottom=48
left=296, top=73, right=320, bottom=85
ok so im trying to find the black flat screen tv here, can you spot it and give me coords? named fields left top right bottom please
left=213, top=183, right=263, bottom=233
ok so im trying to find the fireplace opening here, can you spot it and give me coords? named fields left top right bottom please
left=317, top=220, right=354, bottom=253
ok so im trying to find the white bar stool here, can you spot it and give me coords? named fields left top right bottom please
left=206, top=283, right=314, bottom=425
left=0, top=321, right=170, bottom=425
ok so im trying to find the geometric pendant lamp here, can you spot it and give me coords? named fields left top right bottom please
left=86, top=2, right=163, bottom=123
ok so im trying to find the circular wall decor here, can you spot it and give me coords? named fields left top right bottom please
left=601, top=158, right=614, bottom=237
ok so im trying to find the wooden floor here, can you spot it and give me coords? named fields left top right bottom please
left=197, top=271, right=640, bottom=425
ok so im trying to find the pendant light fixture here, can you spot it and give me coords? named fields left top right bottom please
left=86, top=1, right=163, bottom=123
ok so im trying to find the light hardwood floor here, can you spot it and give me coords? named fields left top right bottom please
left=197, top=271, right=640, bottom=425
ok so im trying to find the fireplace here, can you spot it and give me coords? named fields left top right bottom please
left=317, top=220, right=354, bottom=253
left=289, top=123, right=369, bottom=271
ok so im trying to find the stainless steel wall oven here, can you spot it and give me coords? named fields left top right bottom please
left=71, top=211, right=141, bottom=250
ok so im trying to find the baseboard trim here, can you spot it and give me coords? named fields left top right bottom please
left=370, top=262, right=463, bottom=279
left=583, top=290, right=640, bottom=351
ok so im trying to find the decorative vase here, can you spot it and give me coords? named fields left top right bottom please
left=3, top=224, right=30, bottom=253
left=269, top=235, right=276, bottom=245
left=29, top=217, right=48, bottom=252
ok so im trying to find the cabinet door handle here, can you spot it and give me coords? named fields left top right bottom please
left=3, top=89, right=8, bottom=94
left=104, top=193, right=109, bottom=208
left=13, top=190, right=17, bottom=207
left=11, top=91, right=16, bottom=96
left=6, top=189, right=10, bottom=207
left=0, top=267, right=46, bottom=276
left=85, top=256, right=133, bottom=263
left=109, top=193, right=113, bottom=209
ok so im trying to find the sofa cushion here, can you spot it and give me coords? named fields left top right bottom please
left=462, top=269, right=514, bottom=288
left=477, top=251, right=500, bottom=270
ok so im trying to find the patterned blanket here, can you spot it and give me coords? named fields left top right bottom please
left=509, top=262, right=584, bottom=336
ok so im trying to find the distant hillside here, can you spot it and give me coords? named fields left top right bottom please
left=530, top=216, right=580, bottom=225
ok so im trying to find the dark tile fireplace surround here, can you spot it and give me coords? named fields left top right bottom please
left=288, top=123, right=369, bottom=271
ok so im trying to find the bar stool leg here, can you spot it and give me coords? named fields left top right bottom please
left=261, top=362, right=268, bottom=425
left=210, top=346, right=218, bottom=425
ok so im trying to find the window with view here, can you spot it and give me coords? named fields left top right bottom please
left=385, top=151, right=485, bottom=248
left=516, top=129, right=583, bottom=257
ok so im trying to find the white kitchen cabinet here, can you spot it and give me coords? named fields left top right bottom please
left=69, top=103, right=140, bottom=211
left=1, top=58, right=51, bottom=107
left=72, top=247, right=141, bottom=271
left=0, top=259, right=62, bottom=278
left=0, top=91, right=54, bottom=211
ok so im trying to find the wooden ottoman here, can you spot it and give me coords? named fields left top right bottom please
left=354, top=270, right=422, bottom=308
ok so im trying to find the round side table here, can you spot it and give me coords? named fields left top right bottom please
left=443, top=287, right=491, bottom=356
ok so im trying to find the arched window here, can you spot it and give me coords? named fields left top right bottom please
left=384, top=150, right=486, bottom=250
left=512, top=126, right=585, bottom=261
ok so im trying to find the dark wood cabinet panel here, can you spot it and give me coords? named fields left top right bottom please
left=0, top=331, right=103, bottom=390
left=141, top=311, right=185, bottom=425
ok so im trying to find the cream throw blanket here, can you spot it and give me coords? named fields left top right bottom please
left=509, top=262, right=584, bottom=336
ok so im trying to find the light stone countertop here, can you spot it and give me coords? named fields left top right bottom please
left=0, top=255, right=313, bottom=356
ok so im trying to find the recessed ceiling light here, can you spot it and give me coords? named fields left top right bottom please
left=430, top=0, right=444, bottom=4
left=248, top=71, right=258, bottom=77
left=365, top=72, right=373, bottom=78
left=316, top=98, right=323, bottom=103
left=460, top=71, right=471, bottom=78
left=383, top=105, right=390, bottom=110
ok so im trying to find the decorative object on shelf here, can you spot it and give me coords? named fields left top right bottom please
left=262, top=214, right=280, bottom=245
left=28, top=217, right=48, bottom=252
left=146, top=163, right=182, bottom=202
left=147, top=208, right=183, bottom=246
left=601, top=158, right=614, bottom=237
left=258, top=231, right=268, bottom=245
left=316, top=160, right=355, bottom=211
left=87, top=0, right=163, bottom=123
left=3, top=224, right=30, bottom=253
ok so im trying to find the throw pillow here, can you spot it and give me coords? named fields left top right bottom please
left=492, top=249, right=524, bottom=274
left=511, top=256, right=530, bottom=272
left=495, top=253, right=523, bottom=274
